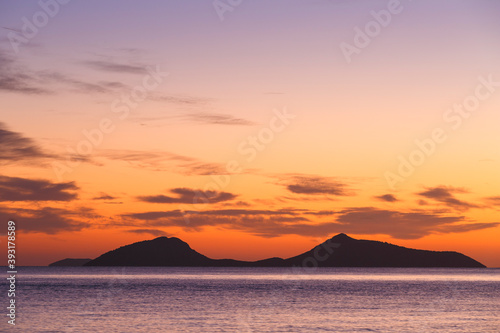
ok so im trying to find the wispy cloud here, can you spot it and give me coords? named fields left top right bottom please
left=122, top=205, right=498, bottom=239
left=0, top=50, right=49, bottom=94
left=138, top=188, right=237, bottom=204
left=417, top=186, right=481, bottom=211
left=485, top=196, right=500, bottom=206
left=81, top=60, right=148, bottom=75
left=334, top=207, right=496, bottom=239
left=0, top=175, right=78, bottom=202
left=101, top=149, right=229, bottom=175
left=152, top=94, right=211, bottom=106
left=0, top=50, right=127, bottom=96
left=38, top=70, right=127, bottom=94
left=0, top=122, right=53, bottom=163
left=123, top=208, right=326, bottom=237
left=184, top=113, right=255, bottom=126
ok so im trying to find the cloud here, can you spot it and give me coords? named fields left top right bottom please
left=122, top=207, right=335, bottom=238
left=0, top=50, right=50, bottom=94
left=81, top=60, right=147, bottom=74
left=101, top=149, right=229, bottom=175
left=123, top=210, right=184, bottom=220
left=485, top=196, right=500, bottom=206
left=128, top=210, right=330, bottom=238
left=152, top=94, right=211, bottom=106
left=38, top=71, right=127, bottom=94
left=304, top=210, right=336, bottom=216
left=184, top=113, right=255, bottom=126
left=129, top=111, right=255, bottom=128
left=0, top=175, right=78, bottom=202
left=285, top=175, right=351, bottom=196
left=123, top=205, right=499, bottom=239
left=0, top=122, right=53, bottom=163
left=0, top=206, right=91, bottom=234
left=125, top=208, right=301, bottom=221
left=92, top=193, right=116, bottom=200
left=375, top=194, right=398, bottom=202
left=195, top=208, right=301, bottom=216
left=0, top=50, right=127, bottom=96
left=138, top=188, right=237, bottom=204
left=126, top=228, right=168, bottom=236
left=417, top=186, right=480, bottom=211
left=334, top=207, right=497, bottom=239
left=0, top=73, right=49, bottom=94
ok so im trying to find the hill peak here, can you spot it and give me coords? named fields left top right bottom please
left=330, top=233, right=355, bottom=242
left=151, top=236, right=185, bottom=243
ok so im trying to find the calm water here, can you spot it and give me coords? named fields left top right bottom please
left=3, top=267, right=500, bottom=332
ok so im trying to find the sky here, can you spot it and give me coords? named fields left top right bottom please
left=1, top=0, right=499, bottom=267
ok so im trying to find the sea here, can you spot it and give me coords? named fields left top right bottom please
left=3, top=267, right=500, bottom=332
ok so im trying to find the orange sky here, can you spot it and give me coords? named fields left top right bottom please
left=1, top=0, right=499, bottom=267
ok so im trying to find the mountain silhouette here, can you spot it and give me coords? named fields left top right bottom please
left=49, top=258, right=92, bottom=266
left=82, top=233, right=486, bottom=267
left=285, top=233, right=485, bottom=267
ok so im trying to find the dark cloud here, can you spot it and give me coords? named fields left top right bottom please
left=125, top=209, right=300, bottom=221
left=286, top=176, right=351, bottom=196
left=0, top=175, right=78, bottom=202
left=138, top=188, right=237, bottom=204
left=126, top=228, right=168, bottom=237
left=92, top=193, right=116, bottom=200
left=146, top=213, right=329, bottom=238
left=485, top=196, right=500, bottom=206
left=81, top=60, right=147, bottom=74
left=0, top=206, right=91, bottom=234
left=195, top=208, right=300, bottom=216
left=123, top=210, right=185, bottom=220
left=375, top=194, right=398, bottom=202
left=304, top=210, right=336, bottom=216
left=417, top=186, right=480, bottom=211
left=185, top=113, right=255, bottom=126
left=334, top=207, right=497, bottom=239
left=234, top=201, right=251, bottom=207
left=123, top=206, right=499, bottom=239
left=0, top=122, right=52, bottom=163
left=123, top=208, right=314, bottom=237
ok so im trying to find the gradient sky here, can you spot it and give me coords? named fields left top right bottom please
left=1, top=0, right=499, bottom=267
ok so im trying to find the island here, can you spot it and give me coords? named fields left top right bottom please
left=62, top=233, right=486, bottom=268
left=49, top=258, right=92, bottom=267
